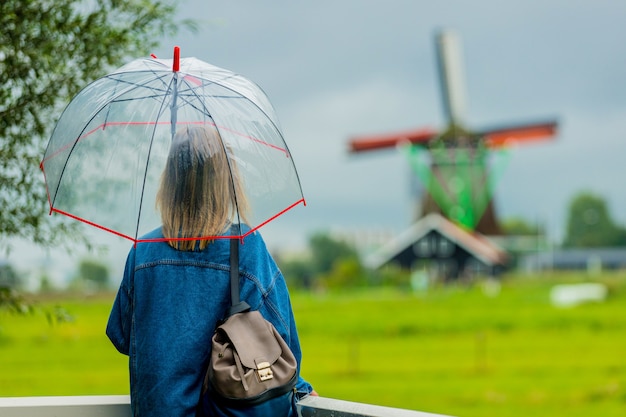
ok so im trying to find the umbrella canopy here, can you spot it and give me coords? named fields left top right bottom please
left=40, top=47, right=305, bottom=243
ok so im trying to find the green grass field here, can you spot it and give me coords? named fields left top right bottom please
left=1, top=272, right=625, bottom=417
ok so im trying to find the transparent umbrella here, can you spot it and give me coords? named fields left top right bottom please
left=40, top=47, right=305, bottom=243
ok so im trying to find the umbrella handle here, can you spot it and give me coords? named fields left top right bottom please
left=173, top=46, right=180, bottom=72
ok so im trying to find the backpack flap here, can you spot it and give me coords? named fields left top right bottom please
left=219, top=311, right=281, bottom=368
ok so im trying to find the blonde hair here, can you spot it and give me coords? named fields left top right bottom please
left=156, top=125, right=249, bottom=251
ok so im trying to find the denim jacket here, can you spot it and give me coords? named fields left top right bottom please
left=106, top=226, right=313, bottom=417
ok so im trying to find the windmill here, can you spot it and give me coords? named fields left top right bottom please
left=348, top=30, right=557, bottom=236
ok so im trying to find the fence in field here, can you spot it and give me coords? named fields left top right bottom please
left=0, top=395, right=453, bottom=417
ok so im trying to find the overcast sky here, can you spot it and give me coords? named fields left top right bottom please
left=149, top=0, right=626, bottom=251
left=9, top=0, right=626, bottom=285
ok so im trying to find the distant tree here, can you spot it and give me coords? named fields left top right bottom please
left=78, top=259, right=110, bottom=291
left=563, top=191, right=626, bottom=248
left=0, top=262, right=21, bottom=290
left=0, top=287, right=32, bottom=315
left=309, top=233, right=360, bottom=276
left=320, top=257, right=369, bottom=289
left=279, top=258, right=315, bottom=290
left=277, top=232, right=365, bottom=290
left=0, top=285, right=73, bottom=328
left=39, top=274, right=55, bottom=293
left=501, top=217, right=542, bottom=236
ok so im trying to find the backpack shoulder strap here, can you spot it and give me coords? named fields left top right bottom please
left=228, top=237, right=250, bottom=317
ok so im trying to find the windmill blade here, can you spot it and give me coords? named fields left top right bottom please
left=479, top=120, right=558, bottom=147
left=436, top=30, right=468, bottom=128
left=348, top=128, right=438, bottom=153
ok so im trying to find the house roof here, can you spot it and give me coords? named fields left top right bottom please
left=365, top=213, right=508, bottom=269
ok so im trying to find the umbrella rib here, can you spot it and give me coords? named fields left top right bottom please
left=177, top=77, right=292, bottom=156
left=182, top=73, right=305, bottom=191
left=197, top=73, right=287, bottom=143
left=133, top=76, right=177, bottom=240
left=102, top=74, right=171, bottom=98
left=50, top=207, right=135, bottom=242
left=41, top=75, right=172, bottom=185
left=177, top=76, right=247, bottom=230
left=98, top=70, right=174, bottom=110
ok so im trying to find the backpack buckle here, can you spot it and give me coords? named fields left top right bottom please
left=256, top=362, right=273, bottom=382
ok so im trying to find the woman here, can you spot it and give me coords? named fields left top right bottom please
left=106, top=125, right=315, bottom=417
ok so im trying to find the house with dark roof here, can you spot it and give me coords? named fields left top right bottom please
left=365, top=213, right=509, bottom=280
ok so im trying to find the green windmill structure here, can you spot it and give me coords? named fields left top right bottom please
left=349, top=30, right=557, bottom=235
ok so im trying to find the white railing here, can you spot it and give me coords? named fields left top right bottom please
left=0, top=396, right=131, bottom=417
left=0, top=395, right=453, bottom=417
left=297, top=396, right=452, bottom=417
